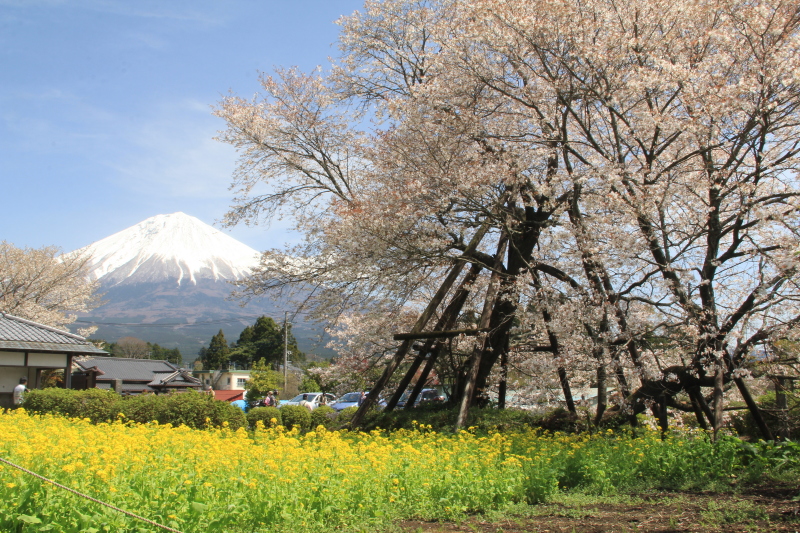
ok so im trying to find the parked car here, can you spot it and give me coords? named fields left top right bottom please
left=285, top=392, right=336, bottom=410
left=330, top=392, right=387, bottom=411
left=396, top=388, right=447, bottom=408
left=330, top=392, right=363, bottom=411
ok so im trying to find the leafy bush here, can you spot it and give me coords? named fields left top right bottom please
left=153, top=391, right=247, bottom=430
left=247, top=406, right=282, bottom=428
left=335, top=406, right=358, bottom=426
left=117, top=393, right=161, bottom=425
left=24, top=388, right=245, bottom=430
left=22, top=388, right=120, bottom=422
left=280, top=405, right=311, bottom=431
left=360, top=404, right=585, bottom=434
left=310, top=405, right=336, bottom=429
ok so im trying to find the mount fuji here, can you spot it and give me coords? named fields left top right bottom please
left=76, top=212, right=261, bottom=286
left=71, top=213, right=326, bottom=360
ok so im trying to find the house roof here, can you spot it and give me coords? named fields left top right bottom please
left=0, top=312, right=108, bottom=355
left=214, top=390, right=245, bottom=402
left=75, top=357, right=182, bottom=380
left=74, top=357, right=202, bottom=394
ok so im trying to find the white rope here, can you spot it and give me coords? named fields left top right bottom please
left=0, top=456, right=185, bottom=533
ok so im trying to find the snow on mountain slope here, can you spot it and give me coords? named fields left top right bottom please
left=72, top=212, right=261, bottom=286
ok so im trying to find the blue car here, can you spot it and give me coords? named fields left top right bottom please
left=331, top=392, right=387, bottom=411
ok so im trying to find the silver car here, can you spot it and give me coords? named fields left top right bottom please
left=285, top=392, right=336, bottom=410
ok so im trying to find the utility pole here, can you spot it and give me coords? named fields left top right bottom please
left=283, top=311, right=288, bottom=391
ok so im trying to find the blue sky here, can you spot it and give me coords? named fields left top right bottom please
left=1, top=0, right=363, bottom=253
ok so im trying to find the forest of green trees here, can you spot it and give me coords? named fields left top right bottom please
left=197, top=315, right=305, bottom=371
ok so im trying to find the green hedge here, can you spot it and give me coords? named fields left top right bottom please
left=21, top=389, right=246, bottom=430
left=310, top=405, right=336, bottom=429
left=280, top=405, right=311, bottom=431
left=21, top=388, right=118, bottom=422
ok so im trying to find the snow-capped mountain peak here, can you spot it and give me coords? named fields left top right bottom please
left=71, top=212, right=261, bottom=286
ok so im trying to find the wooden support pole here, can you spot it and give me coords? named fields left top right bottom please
left=594, top=364, right=607, bottom=426
left=385, top=264, right=482, bottom=412
left=688, top=387, right=709, bottom=431
left=498, top=337, right=509, bottom=409
left=349, top=223, right=491, bottom=428
left=776, top=377, right=789, bottom=440
left=404, top=345, right=441, bottom=410
left=393, top=328, right=487, bottom=341
left=734, top=376, right=774, bottom=441
left=694, top=387, right=716, bottom=428
left=532, top=270, right=576, bottom=415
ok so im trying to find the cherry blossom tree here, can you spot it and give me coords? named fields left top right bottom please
left=216, top=0, right=800, bottom=436
left=0, top=242, right=100, bottom=332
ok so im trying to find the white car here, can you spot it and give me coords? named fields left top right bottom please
left=285, top=392, right=336, bottom=410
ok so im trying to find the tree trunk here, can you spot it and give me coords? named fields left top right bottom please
left=658, top=393, right=669, bottom=438
left=455, top=234, right=508, bottom=429
left=713, top=358, right=725, bottom=441
left=498, top=340, right=508, bottom=409
left=594, top=364, right=607, bottom=426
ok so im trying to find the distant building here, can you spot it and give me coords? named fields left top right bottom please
left=0, top=312, right=108, bottom=408
left=72, top=357, right=202, bottom=395
left=194, top=369, right=252, bottom=392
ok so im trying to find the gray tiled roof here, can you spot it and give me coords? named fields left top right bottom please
left=78, top=357, right=202, bottom=394
left=74, top=357, right=181, bottom=381
left=0, top=313, right=108, bottom=354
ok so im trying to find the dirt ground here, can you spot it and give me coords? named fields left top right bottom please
left=398, top=482, right=800, bottom=533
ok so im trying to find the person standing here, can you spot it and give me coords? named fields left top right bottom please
left=12, top=377, right=27, bottom=408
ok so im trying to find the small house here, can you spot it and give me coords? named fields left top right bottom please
left=72, top=357, right=202, bottom=395
left=0, top=312, right=108, bottom=408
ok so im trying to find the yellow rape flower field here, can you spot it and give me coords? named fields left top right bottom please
left=0, top=410, right=789, bottom=532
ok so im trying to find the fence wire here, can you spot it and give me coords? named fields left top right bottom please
left=0, top=456, right=185, bottom=533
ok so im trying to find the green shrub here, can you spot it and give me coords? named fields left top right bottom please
left=25, top=388, right=245, bottom=430
left=152, top=391, right=246, bottom=430
left=117, top=393, right=161, bottom=425
left=247, top=406, right=282, bottom=428
left=310, top=405, right=336, bottom=429
left=358, top=404, right=584, bottom=434
left=76, top=388, right=121, bottom=422
left=336, top=406, right=358, bottom=425
left=469, top=407, right=540, bottom=432
left=280, top=405, right=311, bottom=431
left=22, top=388, right=120, bottom=422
